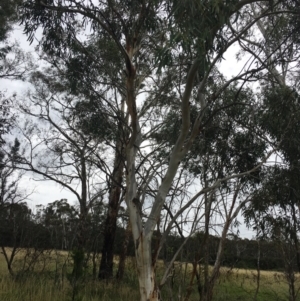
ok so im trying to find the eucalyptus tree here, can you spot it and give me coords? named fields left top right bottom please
left=54, top=51, right=127, bottom=280
left=244, top=164, right=300, bottom=301
left=41, top=199, right=78, bottom=250
left=19, top=0, right=292, bottom=300
left=243, top=85, right=300, bottom=300
left=0, top=0, right=32, bottom=83
left=240, top=0, right=300, bottom=264
left=17, top=68, right=108, bottom=283
left=153, top=73, right=267, bottom=300
left=0, top=138, right=33, bottom=276
left=36, top=30, right=129, bottom=279
left=0, top=0, right=32, bottom=269
left=0, top=0, right=21, bottom=41
left=0, top=0, right=25, bottom=145
left=190, top=85, right=265, bottom=301
left=67, top=98, right=127, bottom=280
left=239, top=4, right=300, bottom=299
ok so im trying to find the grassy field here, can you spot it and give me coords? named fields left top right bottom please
left=214, top=268, right=299, bottom=301
left=0, top=248, right=299, bottom=301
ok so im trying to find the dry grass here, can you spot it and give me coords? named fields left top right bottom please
left=1, top=248, right=300, bottom=301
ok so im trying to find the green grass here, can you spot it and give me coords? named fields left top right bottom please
left=0, top=248, right=299, bottom=301
left=214, top=268, right=297, bottom=301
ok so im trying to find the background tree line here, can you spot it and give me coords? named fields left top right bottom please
left=0, top=198, right=294, bottom=274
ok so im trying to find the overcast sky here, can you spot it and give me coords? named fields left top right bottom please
left=1, top=24, right=258, bottom=239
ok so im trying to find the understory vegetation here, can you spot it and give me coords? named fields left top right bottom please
left=0, top=249, right=299, bottom=301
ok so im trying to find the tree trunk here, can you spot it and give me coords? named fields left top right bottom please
left=200, top=183, right=243, bottom=301
left=99, top=137, right=124, bottom=279
left=136, top=232, right=160, bottom=301
left=72, top=212, right=87, bottom=281
left=290, top=197, right=300, bottom=272
left=201, top=188, right=211, bottom=301
left=71, top=153, right=88, bottom=286
left=98, top=207, right=118, bottom=279
left=116, top=219, right=131, bottom=280
left=124, top=40, right=199, bottom=301
left=254, top=240, right=260, bottom=301
left=1, top=246, right=16, bottom=276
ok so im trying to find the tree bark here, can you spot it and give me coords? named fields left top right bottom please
left=116, top=219, right=131, bottom=280
left=124, top=57, right=200, bottom=301
left=136, top=232, right=160, bottom=301
left=201, top=181, right=212, bottom=301
left=1, top=246, right=16, bottom=276
left=71, top=153, right=88, bottom=285
left=98, top=140, right=124, bottom=279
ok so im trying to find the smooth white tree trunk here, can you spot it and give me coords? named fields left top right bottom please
left=135, top=234, right=159, bottom=301
left=124, top=58, right=201, bottom=301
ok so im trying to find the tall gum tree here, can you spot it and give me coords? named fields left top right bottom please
left=18, top=70, right=107, bottom=285
left=19, top=0, right=292, bottom=300
left=152, top=74, right=267, bottom=300
left=241, top=4, right=300, bottom=299
left=61, top=69, right=128, bottom=280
